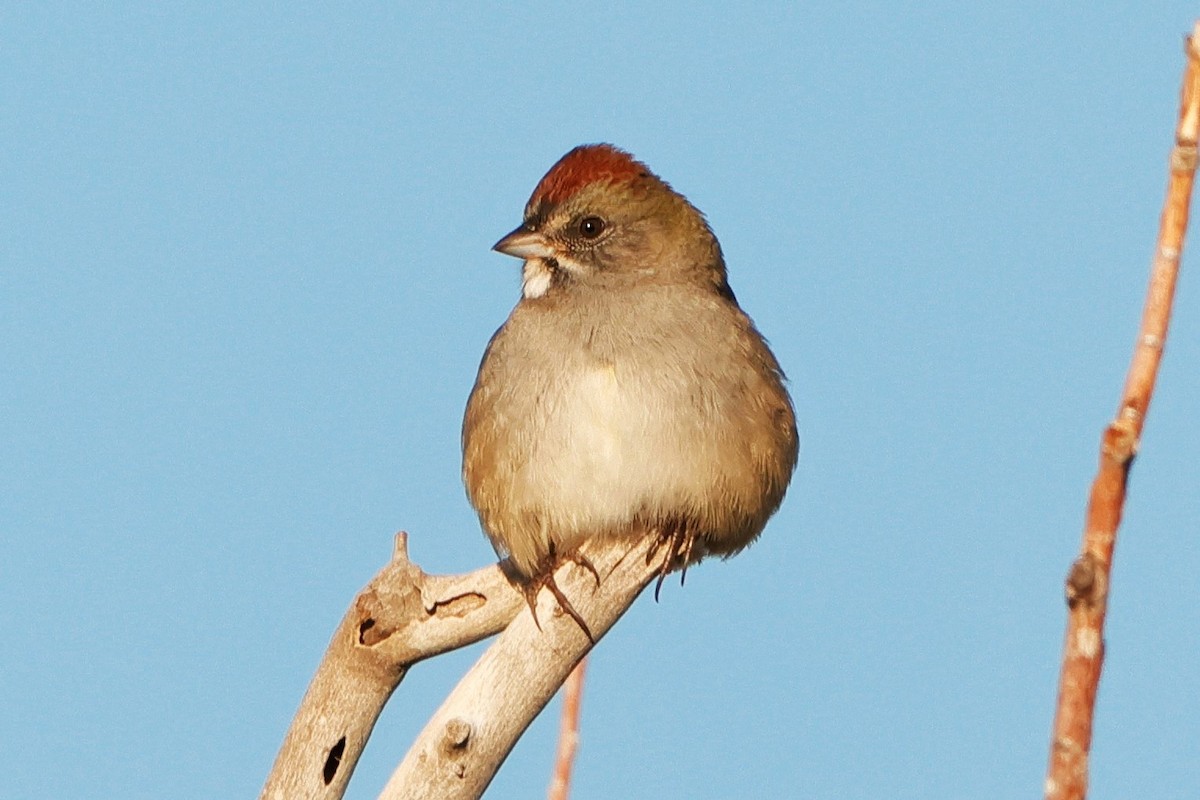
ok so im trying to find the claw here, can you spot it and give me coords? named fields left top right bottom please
left=543, top=572, right=595, bottom=643
left=572, top=552, right=600, bottom=587
left=520, top=581, right=545, bottom=631
left=650, top=522, right=699, bottom=602
left=520, top=551, right=597, bottom=643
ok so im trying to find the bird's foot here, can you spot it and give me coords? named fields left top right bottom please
left=522, top=550, right=598, bottom=643
left=646, top=522, right=700, bottom=602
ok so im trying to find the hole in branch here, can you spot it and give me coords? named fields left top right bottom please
left=323, top=736, right=346, bottom=785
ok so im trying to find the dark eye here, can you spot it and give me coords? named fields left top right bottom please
left=578, top=216, right=605, bottom=239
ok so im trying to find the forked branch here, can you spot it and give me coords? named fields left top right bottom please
left=379, top=535, right=659, bottom=799
left=260, top=534, right=525, bottom=800
left=261, top=533, right=659, bottom=800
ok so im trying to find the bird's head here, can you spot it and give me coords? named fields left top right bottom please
left=493, top=144, right=727, bottom=299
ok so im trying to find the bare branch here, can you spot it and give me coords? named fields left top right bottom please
left=261, top=533, right=525, bottom=800
left=379, top=535, right=659, bottom=800
left=547, top=658, right=588, bottom=800
left=1044, top=22, right=1200, bottom=800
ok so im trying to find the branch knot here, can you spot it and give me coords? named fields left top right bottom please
left=1065, top=554, right=1107, bottom=610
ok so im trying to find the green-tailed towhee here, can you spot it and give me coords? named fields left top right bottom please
left=463, top=144, right=798, bottom=614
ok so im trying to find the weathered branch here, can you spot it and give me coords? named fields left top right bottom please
left=1043, top=22, right=1200, bottom=800
left=261, top=533, right=525, bottom=800
left=379, top=535, right=660, bottom=800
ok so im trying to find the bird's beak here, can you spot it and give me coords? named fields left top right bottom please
left=493, top=226, right=556, bottom=260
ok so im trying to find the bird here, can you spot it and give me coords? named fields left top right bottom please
left=462, top=144, right=797, bottom=630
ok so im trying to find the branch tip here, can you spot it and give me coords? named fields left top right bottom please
left=393, top=532, right=411, bottom=564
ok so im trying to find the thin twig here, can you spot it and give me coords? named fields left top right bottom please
left=547, top=658, right=588, bottom=800
left=1043, top=22, right=1200, bottom=800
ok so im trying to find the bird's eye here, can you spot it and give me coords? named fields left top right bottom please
left=578, top=216, right=606, bottom=239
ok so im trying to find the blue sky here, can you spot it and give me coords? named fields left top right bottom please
left=3, top=4, right=1199, bottom=799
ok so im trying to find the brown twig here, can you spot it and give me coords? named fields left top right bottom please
left=1043, top=23, right=1200, bottom=800
left=547, top=658, right=588, bottom=800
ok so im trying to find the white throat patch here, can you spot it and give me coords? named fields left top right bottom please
left=522, top=257, right=553, bottom=299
